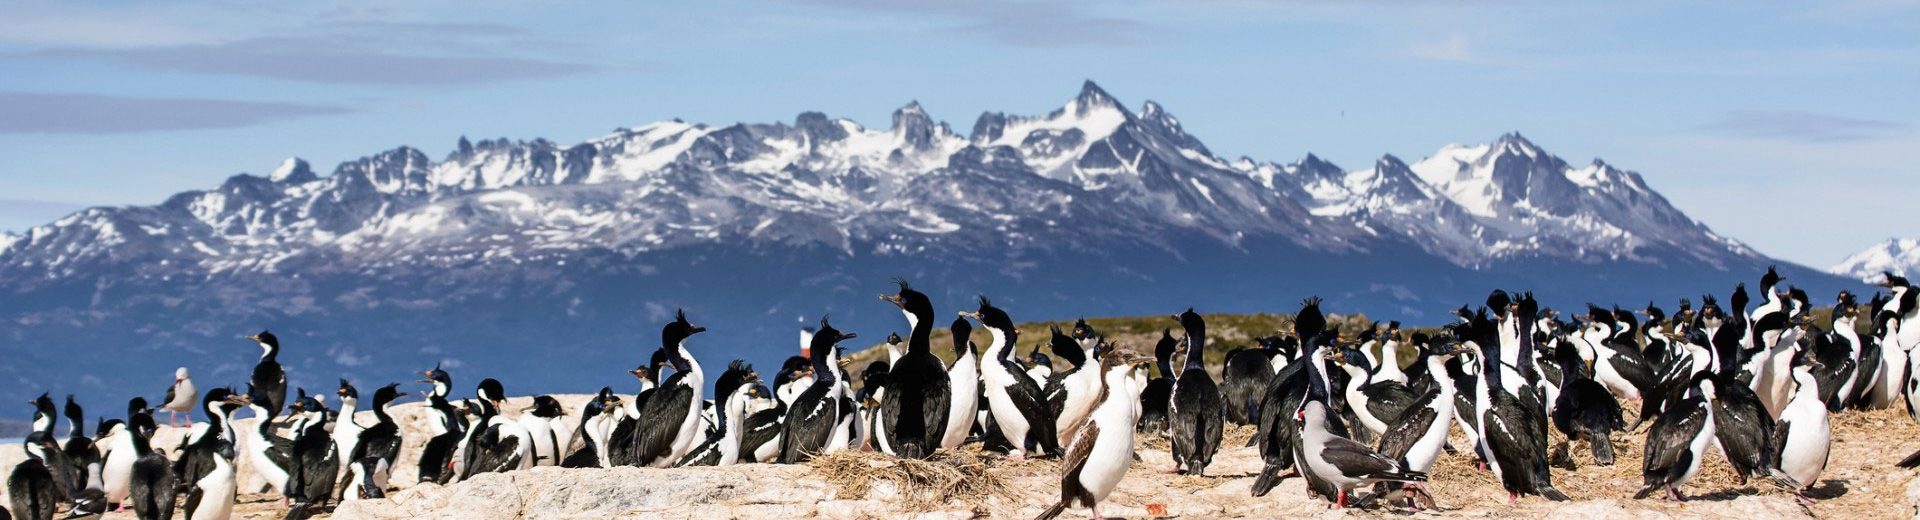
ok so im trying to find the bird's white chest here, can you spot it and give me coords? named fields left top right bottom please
left=1778, top=399, right=1831, bottom=486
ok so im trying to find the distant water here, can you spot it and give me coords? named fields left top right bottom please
left=0, top=437, right=21, bottom=445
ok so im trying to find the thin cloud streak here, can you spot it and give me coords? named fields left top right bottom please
left=1701, top=110, right=1909, bottom=143
left=798, top=0, right=1150, bottom=47
left=21, top=37, right=596, bottom=86
left=0, top=92, right=351, bottom=134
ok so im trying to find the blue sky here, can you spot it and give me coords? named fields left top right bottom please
left=0, top=0, right=1913, bottom=267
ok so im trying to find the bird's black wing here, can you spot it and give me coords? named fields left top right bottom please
left=1363, top=381, right=1420, bottom=424
left=184, top=478, right=206, bottom=520
left=739, top=408, right=784, bottom=463
left=633, top=382, right=696, bottom=465
left=1005, top=364, right=1060, bottom=455
left=1643, top=397, right=1708, bottom=477
left=1375, top=389, right=1440, bottom=460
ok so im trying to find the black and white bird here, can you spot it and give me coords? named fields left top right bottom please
left=1770, top=349, right=1831, bottom=505
left=244, top=330, right=287, bottom=417
left=1636, top=372, right=1718, bottom=502
left=633, top=310, right=708, bottom=467
left=7, top=432, right=60, bottom=520
left=1295, top=344, right=1428, bottom=508
left=284, top=389, right=338, bottom=508
left=60, top=395, right=100, bottom=506
left=346, top=383, right=403, bottom=495
left=1707, top=289, right=1779, bottom=485
left=103, top=398, right=157, bottom=508
left=125, top=412, right=178, bottom=520
left=678, top=362, right=762, bottom=466
left=606, top=351, right=667, bottom=467
left=941, top=315, right=981, bottom=450
left=1468, top=295, right=1569, bottom=503
left=1169, top=308, right=1224, bottom=476
left=878, top=280, right=953, bottom=459
left=1251, top=297, right=1337, bottom=497
left=1328, top=348, right=1418, bottom=439
left=1043, top=325, right=1101, bottom=448
left=332, top=380, right=366, bottom=475
left=415, top=365, right=465, bottom=485
left=1817, top=291, right=1863, bottom=412
left=966, top=297, right=1059, bottom=460
left=1551, top=335, right=1626, bottom=467
left=159, top=367, right=197, bottom=427
left=172, top=387, right=240, bottom=497
left=181, top=440, right=236, bottom=520
left=561, top=389, right=621, bottom=468
left=1036, top=351, right=1152, bottom=520
left=778, top=317, right=859, bottom=463
left=517, top=396, right=568, bottom=467
left=1137, top=329, right=1177, bottom=435
left=461, top=379, right=533, bottom=477
left=1369, top=336, right=1465, bottom=510
left=1570, top=306, right=1654, bottom=402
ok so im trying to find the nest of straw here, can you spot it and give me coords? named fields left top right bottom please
left=808, top=447, right=1010, bottom=510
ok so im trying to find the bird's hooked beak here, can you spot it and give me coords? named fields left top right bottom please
left=839, top=331, right=859, bottom=341
left=879, top=293, right=906, bottom=309
left=959, top=310, right=983, bottom=321
left=416, top=371, right=435, bottom=383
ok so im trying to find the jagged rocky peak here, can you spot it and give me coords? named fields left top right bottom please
left=1068, top=79, right=1125, bottom=116
left=0, top=81, right=1771, bottom=281
left=269, top=157, right=316, bottom=183
left=891, top=100, right=938, bottom=151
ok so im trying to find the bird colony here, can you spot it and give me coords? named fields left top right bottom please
left=6, top=270, right=1920, bottom=519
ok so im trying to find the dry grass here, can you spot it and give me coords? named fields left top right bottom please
left=808, top=446, right=1012, bottom=510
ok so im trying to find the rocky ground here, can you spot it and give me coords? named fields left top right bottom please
left=6, top=395, right=1919, bottom=519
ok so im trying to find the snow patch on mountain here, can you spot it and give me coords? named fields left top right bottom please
left=1831, top=238, right=1920, bottom=282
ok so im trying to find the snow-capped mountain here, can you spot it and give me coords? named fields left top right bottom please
left=0, top=81, right=1848, bottom=408
left=1832, top=238, right=1920, bottom=282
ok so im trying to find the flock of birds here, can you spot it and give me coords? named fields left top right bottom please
left=5, top=270, right=1920, bottom=519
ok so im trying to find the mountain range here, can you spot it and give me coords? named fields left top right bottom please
left=0, top=81, right=1855, bottom=408
left=1831, top=238, right=1920, bottom=283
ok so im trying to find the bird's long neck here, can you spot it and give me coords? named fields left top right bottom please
left=1427, top=354, right=1456, bottom=395
left=373, top=399, right=395, bottom=425
left=129, top=425, right=153, bottom=455
left=1183, top=327, right=1206, bottom=372
left=907, top=312, right=934, bottom=355
left=259, top=342, right=278, bottom=362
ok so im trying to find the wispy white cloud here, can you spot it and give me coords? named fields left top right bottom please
left=21, top=38, right=597, bottom=86
left=796, top=0, right=1150, bottom=47
left=1407, top=34, right=1474, bottom=62
left=0, top=6, right=600, bottom=86
left=0, top=92, right=350, bottom=134
left=1701, top=110, right=1909, bottom=143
